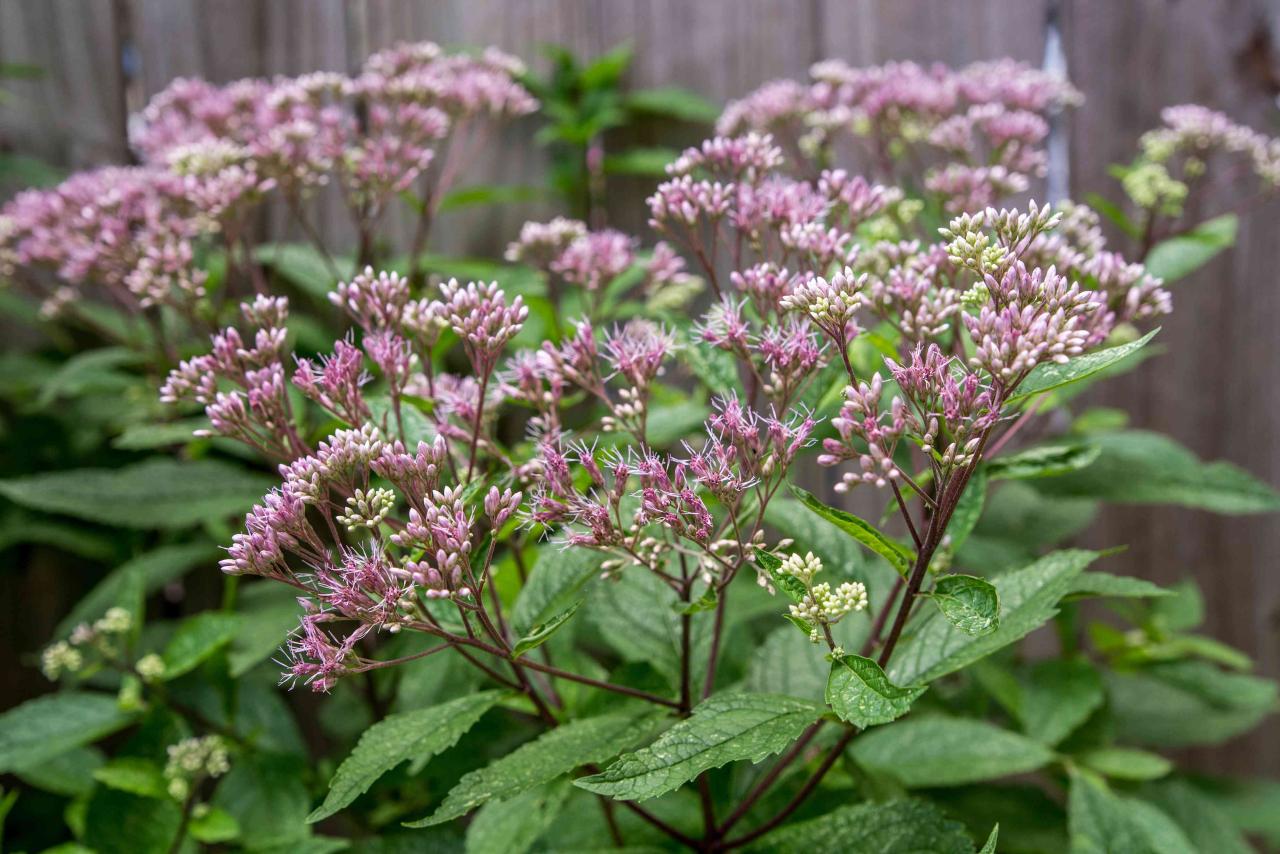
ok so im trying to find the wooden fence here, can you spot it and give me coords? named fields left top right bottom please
left=1, top=0, right=1278, bottom=775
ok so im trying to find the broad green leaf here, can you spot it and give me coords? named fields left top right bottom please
left=1020, top=659, right=1104, bottom=746
left=35, top=347, right=142, bottom=408
left=0, top=692, right=135, bottom=773
left=512, top=548, right=603, bottom=636
left=368, top=394, right=436, bottom=445
left=744, top=626, right=830, bottom=701
left=624, top=87, right=719, bottom=123
left=603, top=146, right=679, bottom=176
left=1105, top=660, right=1278, bottom=747
left=1008, top=329, right=1159, bottom=405
left=826, top=653, right=925, bottom=728
left=112, top=418, right=212, bottom=450
left=255, top=242, right=350, bottom=298
left=752, top=798, right=975, bottom=854
left=790, top=485, right=913, bottom=576
left=575, top=693, right=823, bottom=801
left=0, top=458, right=273, bottom=529
left=56, top=542, right=218, bottom=638
left=681, top=344, right=739, bottom=394
left=411, top=711, right=664, bottom=825
left=83, top=787, right=182, bottom=854
left=889, top=550, right=1098, bottom=685
left=644, top=398, right=710, bottom=446
left=464, top=780, right=569, bottom=854
left=1033, top=430, right=1280, bottom=513
left=1139, top=779, right=1253, bottom=854
left=309, top=691, right=503, bottom=822
left=0, top=509, right=116, bottom=561
left=213, top=752, right=312, bottom=848
left=763, top=499, right=874, bottom=585
left=228, top=582, right=301, bottom=677
left=947, top=465, right=987, bottom=549
left=987, top=443, right=1100, bottom=480
left=850, top=717, right=1054, bottom=788
left=755, top=547, right=808, bottom=602
left=512, top=602, right=580, bottom=657
left=1200, top=777, right=1280, bottom=848
left=1076, top=748, right=1171, bottom=781
left=1067, top=768, right=1195, bottom=854
left=15, top=746, right=103, bottom=797
left=1144, top=214, right=1237, bottom=282
left=162, top=612, right=240, bottom=679
left=1066, top=572, right=1172, bottom=601
left=928, top=575, right=1000, bottom=636
left=93, top=757, right=167, bottom=798
left=189, top=807, right=241, bottom=844
left=588, top=568, right=707, bottom=690
left=1150, top=578, right=1204, bottom=632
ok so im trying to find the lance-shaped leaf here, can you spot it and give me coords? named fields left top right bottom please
left=161, top=612, right=240, bottom=680
left=889, top=550, right=1098, bottom=685
left=986, top=443, right=1100, bottom=481
left=308, top=691, right=503, bottom=822
left=927, top=575, right=1000, bottom=637
left=850, top=716, right=1054, bottom=788
left=511, top=548, right=603, bottom=636
left=1007, top=328, right=1159, bottom=405
left=751, top=798, right=975, bottom=854
left=1145, top=213, right=1237, bottom=282
left=0, top=692, right=136, bottom=773
left=512, top=602, right=580, bottom=658
left=826, top=653, right=926, bottom=728
left=1068, top=768, right=1196, bottom=854
left=575, top=693, right=824, bottom=801
left=790, top=485, right=913, bottom=576
left=409, top=712, right=664, bottom=826
left=755, top=547, right=808, bottom=603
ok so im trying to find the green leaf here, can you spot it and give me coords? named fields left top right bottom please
left=112, top=418, right=212, bottom=450
left=826, top=653, right=926, bottom=728
left=0, top=692, right=135, bottom=773
left=1032, top=430, right=1280, bottom=513
left=34, top=347, right=142, bottom=408
left=1067, top=768, right=1195, bottom=854
left=987, top=443, right=1100, bottom=480
left=790, top=485, right=913, bottom=575
left=255, top=242, right=349, bottom=298
left=744, top=626, right=830, bottom=701
left=15, top=746, right=103, bottom=797
left=368, top=394, right=436, bottom=446
left=464, top=781, right=569, bottom=854
left=1105, top=660, right=1278, bottom=748
left=928, top=575, right=1000, bottom=636
left=512, top=602, right=580, bottom=657
left=214, top=752, right=312, bottom=848
left=755, top=547, right=808, bottom=602
left=161, top=612, right=240, bottom=679
left=1008, top=329, right=1159, bottom=405
left=1020, top=659, right=1104, bottom=746
left=1138, top=779, right=1253, bottom=854
left=575, top=693, right=823, bottom=801
left=947, top=465, right=987, bottom=549
left=228, top=582, right=301, bottom=677
left=438, top=183, right=548, bottom=213
left=751, top=798, right=975, bottom=854
left=93, top=757, right=167, bottom=799
left=889, top=550, right=1098, bottom=685
left=511, top=548, right=603, bottom=636
left=1066, top=572, right=1172, bottom=601
left=603, top=146, right=679, bottom=176
left=83, top=787, right=182, bottom=854
left=624, top=87, right=719, bottom=123
left=850, top=716, right=1054, bottom=788
left=763, top=499, right=874, bottom=584
left=588, top=568, right=707, bottom=690
left=410, top=711, right=664, bottom=826
left=1144, top=214, right=1238, bottom=282
left=57, top=543, right=218, bottom=638
left=979, top=825, right=1000, bottom=854
left=309, top=691, right=502, bottom=822
left=1150, top=578, right=1204, bottom=632
left=1076, top=748, right=1171, bottom=781
left=0, top=458, right=273, bottom=529
left=188, top=807, right=241, bottom=844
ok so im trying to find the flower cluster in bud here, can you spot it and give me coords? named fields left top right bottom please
left=164, top=736, right=231, bottom=801
left=41, top=606, right=138, bottom=681
left=777, top=552, right=868, bottom=643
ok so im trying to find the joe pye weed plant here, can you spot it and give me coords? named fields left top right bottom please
left=0, top=47, right=1278, bottom=854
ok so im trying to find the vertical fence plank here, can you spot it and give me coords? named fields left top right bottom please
left=1062, top=0, right=1280, bottom=776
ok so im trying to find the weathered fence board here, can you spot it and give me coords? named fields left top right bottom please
left=1, top=0, right=1277, bottom=775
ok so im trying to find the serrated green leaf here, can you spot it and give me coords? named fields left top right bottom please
left=1066, top=572, right=1172, bottom=600
left=1009, top=329, right=1159, bottom=405
left=588, top=569, right=707, bottom=690
left=255, top=242, right=350, bottom=298
left=513, top=602, right=580, bottom=657
left=411, top=712, right=664, bottom=826
left=752, top=798, right=975, bottom=854
left=790, top=485, right=913, bottom=575
left=744, top=626, right=830, bottom=701
left=112, top=418, right=212, bottom=450
left=309, top=691, right=503, bottom=822
left=624, top=87, right=719, bottom=123
left=214, top=752, right=311, bottom=848
left=228, top=583, right=301, bottom=677
left=0, top=458, right=273, bottom=529
left=368, top=394, right=436, bottom=446
left=1032, top=430, right=1280, bottom=513
left=465, top=780, right=569, bottom=854
left=826, top=653, right=925, bottom=728
left=162, top=612, right=240, bottom=679
left=1144, top=214, right=1237, bottom=282
left=512, top=548, right=603, bottom=636
left=850, top=717, right=1054, bottom=788
left=1138, top=779, right=1252, bottom=854
left=987, top=443, right=1100, bottom=480
left=0, top=692, right=135, bottom=773
left=93, top=757, right=167, bottom=799
left=84, top=787, right=182, bottom=854
left=1068, top=768, right=1195, bottom=854
left=1076, top=748, right=1171, bottom=781
left=979, top=825, right=1000, bottom=854
left=763, top=499, right=874, bottom=585
left=928, top=575, right=1000, bottom=636
left=576, top=694, right=822, bottom=801
left=1020, top=659, right=1104, bottom=746
left=755, top=547, right=807, bottom=602
left=889, top=550, right=1098, bottom=685
left=947, top=465, right=986, bottom=550
left=35, top=347, right=142, bottom=408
